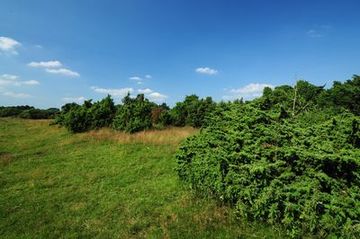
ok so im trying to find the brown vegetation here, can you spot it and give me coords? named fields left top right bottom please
left=82, top=126, right=198, bottom=145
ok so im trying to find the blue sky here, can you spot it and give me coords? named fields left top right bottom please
left=0, top=0, right=359, bottom=108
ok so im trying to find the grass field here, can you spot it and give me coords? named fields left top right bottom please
left=0, top=118, right=285, bottom=238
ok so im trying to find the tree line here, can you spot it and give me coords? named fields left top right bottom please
left=54, top=93, right=216, bottom=133
left=1, top=75, right=359, bottom=133
left=0, top=106, right=59, bottom=119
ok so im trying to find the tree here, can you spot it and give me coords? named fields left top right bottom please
left=170, top=95, right=216, bottom=128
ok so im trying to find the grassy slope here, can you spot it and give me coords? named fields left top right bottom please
left=0, top=118, right=283, bottom=238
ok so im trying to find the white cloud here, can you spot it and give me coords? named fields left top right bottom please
left=45, top=68, right=80, bottom=77
left=28, top=60, right=62, bottom=68
left=62, top=96, right=86, bottom=104
left=2, top=91, right=31, bottom=98
left=130, top=75, right=152, bottom=83
left=147, top=92, right=167, bottom=102
left=0, top=76, right=18, bottom=86
left=0, top=74, right=39, bottom=86
left=306, top=25, right=332, bottom=38
left=130, top=76, right=143, bottom=81
left=136, top=88, right=167, bottom=102
left=229, top=83, right=273, bottom=94
left=91, top=86, right=133, bottom=97
left=223, top=83, right=273, bottom=100
left=195, top=67, right=218, bottom=75
left=22, top=80, right=40, bottom=85
left=307, top=29, right=323, bottom=38
left=0, top=37, right=21, bottom=54
left=137, top=88, right=153, bottom=94
left=130, top=76, right=142, bottom=81
left=0, top=74, right=18, bottom=81
left=28, top=60, right=79, bottom=77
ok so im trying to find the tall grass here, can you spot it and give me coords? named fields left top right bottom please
left=83, top=126, right=198, bottom=145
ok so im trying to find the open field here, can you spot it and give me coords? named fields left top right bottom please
left=0, top=118, right=285, bottom=238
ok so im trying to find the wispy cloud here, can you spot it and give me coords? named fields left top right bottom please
left=195, top=67, right=218, bottom=75
left=307, top=25, right=332, bottom=38
left=91, top=86, right=133, bottom=97
left=62, top=96, right=86, bottom=104
left=22, top=80, right=40, bottom=85
left=223, top=83, right=273, bottom=100
left=28, top=60, right=62, bottom=68
left=2, top=91, right=31, bottom=98
left=137, top=88, right=153, bottom=94
left=0, top=74, right=39, bottom=86
left=130, top=76, right=143, bottom=81
left=129, top=76, right=143, bottom=85
left=130, top=74, right=152, bottom=84
left=93, top=86, right=167, bottom=103
left=137, top=88, right=167, bottom=102
left=45, top=68, right=80, bottom=77
left=0, top=36, right=21, bottom=55
left=147, top=92, right=167, bottom=102
left=0, top=74, right=18, bottom=81
left=28, top=60, right=80, bottom=77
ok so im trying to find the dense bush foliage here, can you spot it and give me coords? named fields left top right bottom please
left=0, top=106, right=59, bottom=119
left=54, top=96, right=116, bottom=133
left=175, top=76, right=360, bottom=238
left=176, top=104, right=360, bottom=237
left=112, top=94, right=154, bottom=133
left=52, top=93, right=215, bottom=133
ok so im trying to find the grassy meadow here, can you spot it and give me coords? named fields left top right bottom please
left=0, top=118, right=285, bottom=238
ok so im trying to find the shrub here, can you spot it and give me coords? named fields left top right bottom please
left=176, top=103, right=360, bottom=237
left=112, top=94, right=153, bottom=133
left=62, top=106, right=91, bottom=133
left=89, top=95, right=116, bottom=128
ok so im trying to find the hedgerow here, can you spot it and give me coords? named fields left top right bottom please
left=176, top=104, right=360, bottom=238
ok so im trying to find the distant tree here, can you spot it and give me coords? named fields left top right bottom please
left=170, top=95, right=216, bottom=128
left=0, top=105, right=34, bottom=117
left=0, top=105, right=59, bottom=119
left=318, top=75, right=360, bottom=115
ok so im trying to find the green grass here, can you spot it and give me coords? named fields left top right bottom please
left=0, top=118, right=285, bottom=238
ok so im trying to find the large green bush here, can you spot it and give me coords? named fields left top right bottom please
left=176, top=104, right=360, bottom=238
left=62, top=105, right=91, bottom=133
left=89, top=95, right=116, bottom=129
left=112, top=94, right=153, bottom=133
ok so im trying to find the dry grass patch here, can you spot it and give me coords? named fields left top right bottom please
left=83, top=126, right=198, bottom=145
left=0, top=153, right=13, bottom=166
